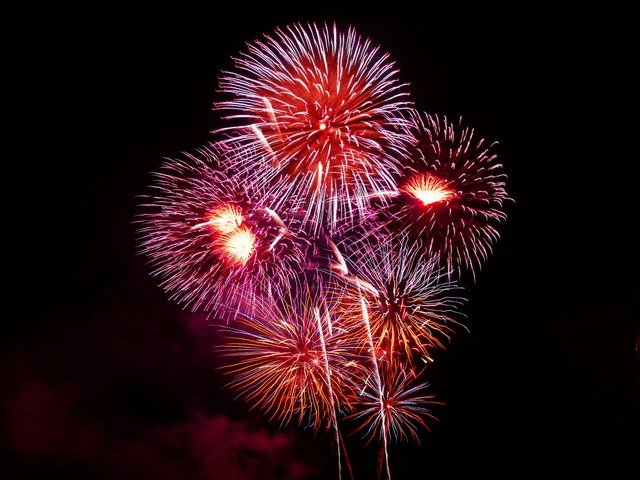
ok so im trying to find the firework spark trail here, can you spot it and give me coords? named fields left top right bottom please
left=356, top=278, right=391, bottom=480
left=214, top=22, right=415, bottom=234
left=314, top=305, right=342, bottom=480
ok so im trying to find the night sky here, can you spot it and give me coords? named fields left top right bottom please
left=4, top=5, right=639, bottom=479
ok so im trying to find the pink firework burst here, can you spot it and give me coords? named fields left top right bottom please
left=137, top=145, right=308, bottom=317
left=214, top=22, right=414, bottom=235
left=377, top=111, right=510, bottom=279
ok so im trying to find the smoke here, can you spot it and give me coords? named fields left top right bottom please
left=2, top=372, right=312, bottom=479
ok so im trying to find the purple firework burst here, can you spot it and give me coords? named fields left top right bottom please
left=137, top=144, right=309, bottom=318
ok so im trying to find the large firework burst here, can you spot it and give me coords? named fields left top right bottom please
left=375, top=111, right=510, bottom=279
left=214, top=22, right=414, bottom=235
left=137, top=145, right=308, bottom=316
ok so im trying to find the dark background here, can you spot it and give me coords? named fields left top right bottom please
left=4, top=4, right=638, bottom=479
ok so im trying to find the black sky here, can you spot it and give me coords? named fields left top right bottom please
left=4, top=5, right=639, bottom=479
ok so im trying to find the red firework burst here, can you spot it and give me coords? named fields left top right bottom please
left=137, top=145, right=308, bottom=316
left=215, top=22, right=414, bottom=234
left=377, top=111, right=510, bottom=279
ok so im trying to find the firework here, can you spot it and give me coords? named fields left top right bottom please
left=219, top=279, right=366, bottom=431
left=328, top=234, right=466, bottom=366
left=375, top=111, right=510, bottom=279
left=214, top=22, right=414, bottom=235
left=138, top=21, right=510, bottom=480
left=348, top=366, right=439, bottom=444
left=137, top=144, right=309, bottom=316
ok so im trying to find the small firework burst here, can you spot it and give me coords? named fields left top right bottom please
left=215, top=22, right=414, bottom=234
left=219, top=280, right=366, bottom=430
left=328, top=234, right=465, bottom=366
left=348, top=366, right=439, bottom=444
left=376, top=111, right=510, bottom=279
left=137, top=145, right=309, bottom=316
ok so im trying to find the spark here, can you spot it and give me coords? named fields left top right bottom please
left=216, top=226, right=256, bottom=266
left=356, top=279, right=391, bottom=480
left=401, top=173, right=454, bottom=206
left=194, top=203, right=244, bottom=234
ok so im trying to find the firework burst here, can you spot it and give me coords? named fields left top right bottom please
left=375, top=111, right=510, bottom=279
left=348, top=366, right=439, bottom=444
left=214, top=22, right=414, bottom=234
left=137, top=145, right=308, bottom=316
left=328, top=234, right=466, bottom=366
left=219, top=279, right=366, bottom=431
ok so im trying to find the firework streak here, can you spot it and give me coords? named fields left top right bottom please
left=138, top=22, right=510, bottom=480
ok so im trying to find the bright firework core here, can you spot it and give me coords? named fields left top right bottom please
left=208, top=204, right=244, bottom=234
left=217, top=226, right=255, bottom=266
left=402, top=173, right=455, bottom=206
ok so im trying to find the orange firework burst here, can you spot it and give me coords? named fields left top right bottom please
left=328, top=235, right=465, bottom=366
left=220, top=281, right=366, bottom=430
left=215, top=22, right=414, bottom=234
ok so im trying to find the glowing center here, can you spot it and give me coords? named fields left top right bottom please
left=379, top=294, right=406, bottom=322
left=208, top=204, right=243, bottom=234
left=318, top=121, right=327, bottom=130
left=218, top=226, right=255, bottom=266
left=402, top=174, right=454, bottom=206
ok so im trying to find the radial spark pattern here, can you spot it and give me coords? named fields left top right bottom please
left=137, top=146, right=308, bottom=316
left=328, top=235, right=465, bottom=365
left=215, top=22, right=414, bottom=234
left=378, top=112, right=510, bottom=279
left=220, top=281, right=365, bottom=430
left=349, top=366, right=439, bottom=444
